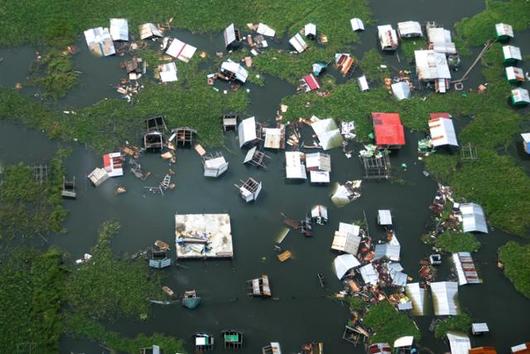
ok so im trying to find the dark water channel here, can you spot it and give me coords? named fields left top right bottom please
left=1, top=1, right=530, bottom=353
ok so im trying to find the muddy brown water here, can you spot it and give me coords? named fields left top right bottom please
left=1, top=1, right=529, bottom=353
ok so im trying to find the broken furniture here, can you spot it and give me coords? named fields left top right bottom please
left=236, top=177, right=262, bottom=202
left=222, top=113, right=239, bottom=132
left=243, top=146, right=270, bottom=168
left=144, top=116, right=167, bottom=151
left=203, top=152, right=229, bottom=178
left=171, top=127, right=197, bottom=148
left=248, top=275, right=272, bottom=297
left=61, top=176, right=76, bottom=199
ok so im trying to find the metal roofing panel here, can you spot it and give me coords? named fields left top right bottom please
left=84, top=27, right=116, bottom=57
left=359, top=263, right=379, bottom=285
left=496, top=23, right=514, bottom=37
left=159, top=62, right=178, bottom=82
left=459, top=203, right=488, bottom=233
left=377, top=25, right=398, bottom=50
left=398, top=21, right=423, bottom=37
left=289, top=33, right=308, bottom=53
left=139, top=23, right=162, bottom=39
left=305, top=23, right=316, bottom=36
left=166, top=38, right=197, bottom=63
left=238, top=117, right=258, bottom=148
left=303, top=74, right=320, bottom=91
left=310, top=117, right=344, bottom=150
left=406, top=282, right=427, bottom=316
left=429, top=115, right=458, bottom=147
left=378, top=209, right=393, bottom=225
left=503, top=45, right=522, bottom=60
left=221, top=60, right=249, bottom=82
left=350, top=18, right=365, bottom=31
left=394, top=336, right=414, bottom=348
left=224, top=23, right=237, bottom=47
left=446, top=332, right=471, bottom=354
left=415, top=50, right=451, bottom=80
left=391, top=81, right=411, bottom=100
left=285, top=151, right=307, bottom=179
left=358, top=75, right=369, bottom=91
left=257, top=23, right=275, bottom=37
left=372, top=113, right=406, bottom=146
left=431, top=281, right=460, bottom=316
left=109, top=18, right=128, bottom=41
left=333, top=254, right=361, bottom=279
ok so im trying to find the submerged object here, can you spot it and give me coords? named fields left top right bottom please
left=182, top=289, right=201, bottom=309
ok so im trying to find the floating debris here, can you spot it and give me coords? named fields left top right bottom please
left=331, top=180, right=362, bottom=207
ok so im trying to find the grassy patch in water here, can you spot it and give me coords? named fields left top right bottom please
left=498, top=241, right=530, bottom=299
left=455, top=0, right=530, bottom=52
left=65, top=314, right=186, bottom=353
left=434, top=231, right=481, bottom=253
left=0, top=150, right=68, bottom=240
left=363, top=301, right=420, bottom=344
left=0, top=248, right=66, bottom=353
left=31, top=49, right=78, bottom=99
left=0, top=58, right=248, bottom=151
left=399, top=37, right=428, bottom=63
left=0, top=0, right=370, bottom=47
left=434, top=313, right=472, bottom=338
left=65, top=221, right=160, bottom=321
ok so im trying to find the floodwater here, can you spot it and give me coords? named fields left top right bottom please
left=1, top=1, right=530, bottom=353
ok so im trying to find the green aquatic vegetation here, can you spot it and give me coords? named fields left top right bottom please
left=498, top=242, right=530, bottom=299
left=363, top=301, right=421, bottom=344
left=0, top=248, right=66, bottom=353
left=0, top=57, right=249, bottom=151
left=455, top=0, right=530, bottom=52
left=359, top=49, right=389, bottom=84
left=0, top=0, right=370, bottom=47
left=0, top=152, right=67, bottom=240
left=434, top=231, right=481, bottom=253
left=65, top=314, right=186, bottom=353
left=31, top=49, right=78, bottom=99
left=65, top=221, right=161, bottom=321
left=434, top=313, right=472, bottom=338
left=399, top=38, right=428, bottom=63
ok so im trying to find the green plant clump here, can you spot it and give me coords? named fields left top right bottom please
left=434, top=313, right=472, bottom=338
left=64, top=314, right=186, bottom=353
left=31, top=49, right=78, bottom=99
left=498, top=242, right=530, bottom=299
left=0, top=248, right=66, bottom=353
left=65, top=221, right=160, bottom=321
left=363, top=301, right=420, bottom=344
left=0, top=152, right=67, bottom=239
left=434, top=231, right=481, bottom=253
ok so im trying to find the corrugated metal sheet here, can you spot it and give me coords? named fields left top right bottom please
left=166, top=38, right=197, bottom=63
left=415, top=50, right=451, bottom=80
left=503, top=45, right=522, bottom=61
left=431, top=281, right=460, bottom=316
left=285, top=151, right=307, bottom=179
left=377, top=209, right=393, bottom=225
left=452, top=252, right=481, bottom=285
left=139, top=23, right=162, bottom=40
left=398, top=21, right=423, bottom=38
left=359, top=263, right=379, bottom=285
left=375, top=236, right=400, bottom=261
left=221, top=60, right=249, bottom=82
left=303, top=74, right=320, bottom=91
left=109, top=18, right=128, bottom=41
left=459, top=203, right=488, bottom=233
left=495, top=23, right=514, bottom=37
left=372, top=113, right=405, bottom=147
left=391, top=81, right=411, bottom=100
left=311, top=117, right=344, bottom=150
left=289, top=33, right=308, bottom=53
left=429, top=114, right=458, bottom=147
left=84, top=27, right=116, bottom=57
left=350, top=18, right=365, bottom=31
left=406, top=282, right=427, bottom=316
left=238, top=117, right=258, bottom=148
left=333, top=254, right=361, bottom=279
left=446, top=332, right=471, bottom=354
left=257, top=23, right=275, bottom=37
left=377, top=25, right=398, bottom=50
left=224, top=23, right=237, bottom=47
